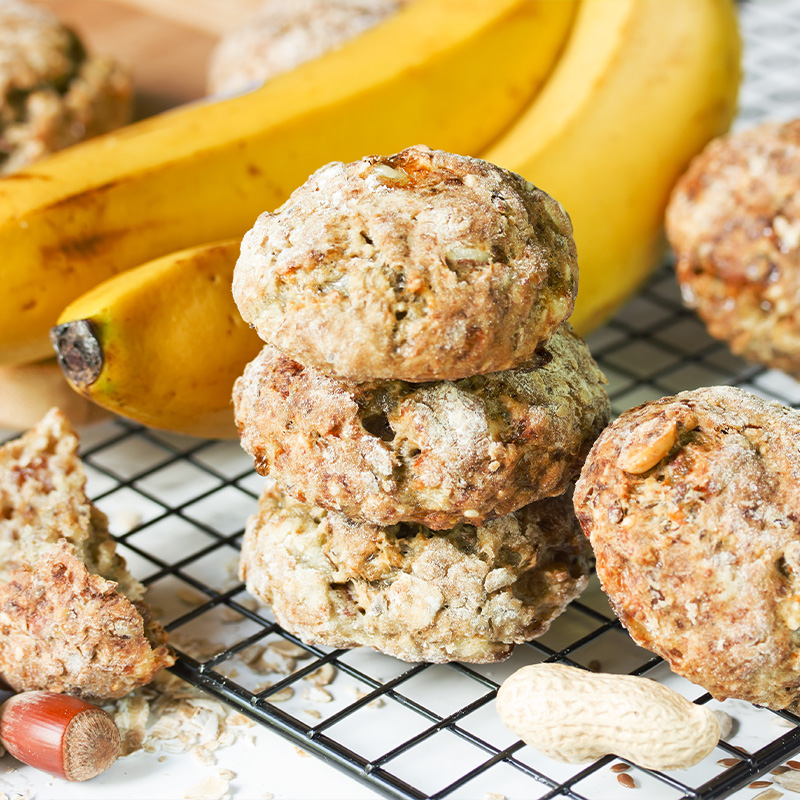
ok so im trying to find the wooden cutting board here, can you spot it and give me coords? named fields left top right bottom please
left=34, top=0, right=262, bottom=118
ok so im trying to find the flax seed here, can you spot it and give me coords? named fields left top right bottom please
left=617, top=773, right=636, bottom=789
left=751, top=788, right=784, bottom=800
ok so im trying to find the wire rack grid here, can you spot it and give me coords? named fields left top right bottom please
left=5, top=1, right=800, bottom=798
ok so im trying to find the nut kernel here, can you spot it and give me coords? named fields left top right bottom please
left=618, top=419, right=678, bottom=474
left=372, top=163, right=408, bottom=184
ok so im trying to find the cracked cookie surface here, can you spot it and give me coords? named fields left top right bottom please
left=233, top=145, right=578, bottom=381
left=240, top=482, right=591, bottom=663
left=234, top=324, right=609, bottom=529
left=574, top=386, right=800, bottom=711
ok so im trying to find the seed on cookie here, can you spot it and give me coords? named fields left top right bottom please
left=233, top=324, right=609, bottom=529
left=574, top=385, right=800, bottom=712
left=239, top=483, right=591, bottom=664
left=232, top=144, right=578, bottom=381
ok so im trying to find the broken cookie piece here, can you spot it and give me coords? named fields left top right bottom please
left=0, top=407, right=173, bottom=700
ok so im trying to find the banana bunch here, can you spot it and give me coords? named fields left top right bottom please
left=30, top=0, right=742, bottom=437
left=486, top=0, right=742, bottom=334
left=0, top=0, right=576, bottom=366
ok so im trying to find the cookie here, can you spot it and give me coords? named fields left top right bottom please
left=233, top=324, right=609, bottom=529
left=0, top=541, right=171, bottom=702
left=666, top=119, right=800, bottom=376
left=207, top=0, right=407, bottom=95
left=573, top=386, right=800, bottom=711
left=0, top=0, right=132, bottom=175
left=0, top=408, right=173, bottom=700
left=232, top=145, right=577, bottom=381
left=240, top=482, right=591, bottom=663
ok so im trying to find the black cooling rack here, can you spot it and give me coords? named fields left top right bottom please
left=7, top=1, right=800, bottom=798
left=74, top=252, right=800, bottom=800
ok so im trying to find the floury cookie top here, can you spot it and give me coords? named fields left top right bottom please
left=232, top=145, right=578, bottom=382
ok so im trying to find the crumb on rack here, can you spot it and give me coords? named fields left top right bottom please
left=183, top=774, right=231, bottom=800
left=106, top=672, right=256, bottom=764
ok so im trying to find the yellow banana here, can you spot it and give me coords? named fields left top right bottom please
left=484, top=0, right=742, bottom=334
left=0, top=0, right=577, bottom=365
left=51, top=241, right=259, bottom=439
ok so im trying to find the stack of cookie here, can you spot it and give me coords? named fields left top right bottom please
left=231, top=145, right=610, bottom=663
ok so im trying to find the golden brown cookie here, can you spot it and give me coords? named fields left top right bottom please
left=232, top=145, right=578, bottom=381
left=234, top=325, right=609, bottom=529
left=573, top=386, right=800, bottom=712
left=207, top=0, right=408, bottom=95
left=0, top=0, right=132, bottom=175
left=666, top=119, right=800, bottom=376
left=0, top=408, right=173, bottom=700
left=240, top=482, right=591, bottom=664
left=0, top=541, right=172, bottom=702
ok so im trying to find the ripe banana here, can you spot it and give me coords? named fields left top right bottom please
left=484, top=0, right=742, bottom=334
left=0, top=0, right=577, bottom=365
left=51, top=241, right=260, bottom=439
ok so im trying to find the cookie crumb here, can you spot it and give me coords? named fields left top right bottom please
left=302, top=686, right=333, bottom=704
left=774, top=769, right=800, bottom=791
left=268, top=687, right=295, bottom=703
left=183, top=775, right=230, bottom=800
left=305, top=663, right=336, bottom=686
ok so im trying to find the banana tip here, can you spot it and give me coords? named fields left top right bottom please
left=51, top=321, right=103, bottom=388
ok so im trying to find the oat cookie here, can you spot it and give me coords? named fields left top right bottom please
left=207, top=0, right=408, bottom=95
left=240, top=482, right=591, bottom=663
left=0, top=408, right=173, bottom=700
left=666, top=119, right=800, bottom=376
left=573, top=386, right=800, bottom=711
left=234, top=324, right=609, bottom=529
left=0, top=0, right=132, bottom=175
left=233, top=145, right=577, bottom=381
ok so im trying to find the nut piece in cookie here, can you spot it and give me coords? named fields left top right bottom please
left=240, top=483, right=591, bottom=664
left=666, top=119, right=800, bottom=376
left=573, top=386, right=800, bottom=712
left=0, top=408, right=173, bottom=700
left=0, top=0, right=132, bottom=175
left=207, top=0, right=408, bottom=95
left=233, top=324, right=609, bottom=529
left=233, top=144, right=578, bottom=381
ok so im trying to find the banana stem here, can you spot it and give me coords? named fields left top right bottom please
left=51, top=321, right=103, bottom=388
